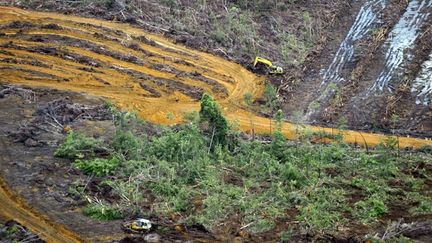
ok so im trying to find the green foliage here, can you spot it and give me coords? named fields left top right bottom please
left=83, top=202, right=123, bottom=220
left=417, top=145, right=432, bottom=154
left=243, top=215, right=275, bottom=234
left=379, top=136, right=399, bottom=151
left=297, top=188, right=347, bottom=232
left=243, top=92, right=253, bottom=107
left=279, top=32, right=309, bottom=65
left=199, top=93, right=229, bottom=148
left=279, top=228, right=294, bottom=242
left=355, top=195, right=388, bottom=224
left=408, top=192, right=432, bottom=215
left=5, top=225, right=19, bottom=237
left=415, top=200, right=432, bottom=214
left=209, top=7, right=258, bottom=53
left=281, top=163, right=306, bottom=187
left=54, top=131, right=102, bottom=159
left=274, top=109, right=284, bottom=130
left=263, top=83, right=278, bottom=113
left=74, top=156, right=120, bottom=177
left=56, top=100, right=432, bottom=236
left=210, top=27, right=228, bottom=43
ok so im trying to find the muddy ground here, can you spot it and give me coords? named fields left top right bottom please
left=0, top=84, right=123, bottom=241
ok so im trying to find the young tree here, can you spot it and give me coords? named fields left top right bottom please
left=199, top=93, right=229, bottom=149
left=271, top=109, right=286, bottom=160
left=263, top=83, right=278, bottom=133
left=244, top=92, right=255, bottom=139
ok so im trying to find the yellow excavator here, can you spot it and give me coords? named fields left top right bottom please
left=252, top=57, right=284, bottom=75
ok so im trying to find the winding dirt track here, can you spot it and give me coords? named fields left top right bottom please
left=0, top=6, right=432, bottom=242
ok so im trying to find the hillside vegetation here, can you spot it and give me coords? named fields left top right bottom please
left=6, top=0, right=343, bottom=69
left=56, top=95, right=432, bottom=242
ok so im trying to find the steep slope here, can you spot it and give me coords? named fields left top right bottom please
left=296, top=0, right=432, bottom=134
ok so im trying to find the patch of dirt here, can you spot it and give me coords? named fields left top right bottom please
left=112, top=66, right=203, bottom=100
left=0, top=85, right=122, bottom=241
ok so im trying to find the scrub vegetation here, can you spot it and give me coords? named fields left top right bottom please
left=6, top=0, right=334, bottom=68
left=55, top=95, right=432, bottom=241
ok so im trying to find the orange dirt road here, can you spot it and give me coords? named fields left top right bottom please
left=0, top=6, right=431, bottom=242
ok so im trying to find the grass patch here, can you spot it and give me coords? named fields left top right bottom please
left=83, top=201, right=123, bottom=221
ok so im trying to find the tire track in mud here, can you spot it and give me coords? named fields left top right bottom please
left=0, top=6, right=432, bottom=241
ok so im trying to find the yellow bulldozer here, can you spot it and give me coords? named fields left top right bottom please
left=252, top=57, right=284, bottom=75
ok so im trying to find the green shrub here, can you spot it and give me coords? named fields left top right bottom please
left=199, top=93, right=229, bottom=148
left=5, top=224, right=19, bottom=237
left=55, top=94, right=432, bottom=236
left=83, top=202, right=123, bottom=220
left=415, top=200, right=432, bottom=214
left=210, top=28, right=228, bottom=43
left=379, top=136, right=399, bottom=151
left=112, top=129, right=142, bottom=159
left=297, top=188, right=347, bottom=232
left=417, top=145, right=432, bottom=154
left=74, top=156, right=120, bottom=176
left=54, top=131, right=102, bottom=159
left=281, top=163, right=306, bottom=187
left=243, top=215, right=275, bottom=234
left=355, top=195, right=387, bottom=224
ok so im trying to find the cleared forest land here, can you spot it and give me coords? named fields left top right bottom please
left=0, top=3, right=431, bottom=243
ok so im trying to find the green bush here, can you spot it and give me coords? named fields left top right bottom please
left=297, top=188, right=347, bottom=232
left=54, top=131, right=102, bottom=159
left=83, top=202, right=123, bottom=220
left=414, top=199, right=432, bottom=214
left=74, top=156, right=120, bottom=176
left=199, top=93, right=229, bottom=148
left=355, top=195, right=387, bottom=224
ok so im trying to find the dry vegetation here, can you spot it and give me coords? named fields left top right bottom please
left=4, top=0, right=343, bottom=69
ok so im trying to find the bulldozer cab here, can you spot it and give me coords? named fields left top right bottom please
left=252, top=57, right=284, bottom=75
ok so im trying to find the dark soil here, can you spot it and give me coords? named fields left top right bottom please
left=0, top=220, right=43, bottom=243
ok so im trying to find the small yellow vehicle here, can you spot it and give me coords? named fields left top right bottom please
left=252, top=57, right=284, bottom=75
left=123, top=218, right=152, bottom=233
